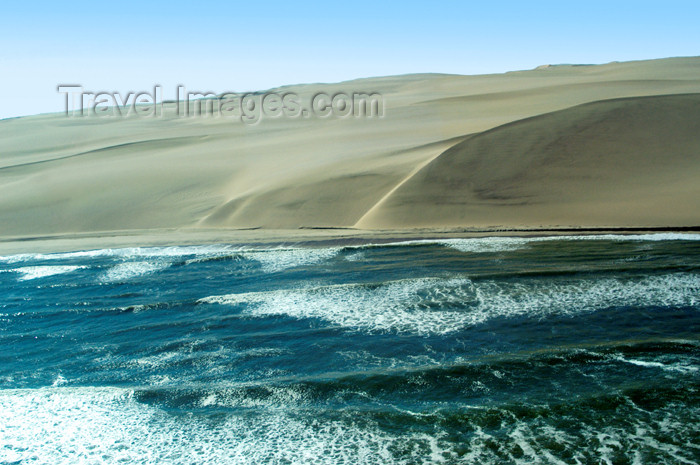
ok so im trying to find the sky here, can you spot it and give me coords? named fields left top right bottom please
left=1, top=0, right=699, bottom=119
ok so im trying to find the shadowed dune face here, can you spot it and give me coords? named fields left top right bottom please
left=355, top=94, right=700, bottom=229
left=0, top=57, right=700, bottom=236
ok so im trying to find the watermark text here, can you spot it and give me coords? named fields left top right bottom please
left=57, top=85, right=384, bottom=124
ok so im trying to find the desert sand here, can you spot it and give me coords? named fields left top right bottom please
left=1, top=57, right=699, bottom=253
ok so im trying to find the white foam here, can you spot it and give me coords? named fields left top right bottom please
left=439, top=237, right=530, bottom=253
left=0, top=245, right=240, bottom=264
left=348, top=237, right=528, bottom=253
left=1, top=233, right=696, bottom=271
left=100, top=246, right=339, bottom=279
left=0, top=245, right=244, bottom=268
left=0, top=244, right=341, bottom=277
left=183, top=247, right=339, bottom=272
left=8, top=265, right=85, bottom=281
left=614, top=356, right=699, bottom=374
left=200, top=273, right=700, bottom=335
left=1, top=379, right=697, bottom=465
left=0, top=386, right=454, bottom=464
left=200, top=278, right=468, bottom=335
left=343, top=250, right=366, bottom=261
left=347, top=237, right=517, bottom=253
left=459, top=402, right=700, bottom=465
left=51, top=374, right=68, bottom=387
left=244, top=247, right=340, bottom=273
left=359, top=233, right=700, bottom=254
left=99, top=261, right=171, bottom=283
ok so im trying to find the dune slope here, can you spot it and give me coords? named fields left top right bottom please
left=356, top=94, right=700, bottom=228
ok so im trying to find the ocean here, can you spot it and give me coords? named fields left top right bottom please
left=1, top=234, right=698, bottom=464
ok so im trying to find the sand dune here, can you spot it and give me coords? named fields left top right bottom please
left=1, top=57, right=699, bottom=247
left=356, top=94, right=700, bottom=229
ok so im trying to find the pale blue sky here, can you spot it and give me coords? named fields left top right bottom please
left=1, top=0, right=698, bottom=118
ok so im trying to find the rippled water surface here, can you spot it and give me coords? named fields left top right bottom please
left=1, top=234, right=699, bottom=464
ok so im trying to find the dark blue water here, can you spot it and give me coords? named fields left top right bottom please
left=1, top=235, right=699, bottom=464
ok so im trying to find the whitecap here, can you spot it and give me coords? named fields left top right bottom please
left=244, top=247, right=339, bottom=273
left=200, top=273, right=700, bottom=335
left=8, top=265, right=85, bottom=281
left=614, top=356, right=699, bottom=374
left=0, top=244, right=239, bottom=265
left=51, top=374, right=68, bottom=387
left=347, top=233, right=700, bottom=254
left=1, top=244, right=340, bottom=276
left=99, top=261, right=170, bottom=283
left=0, top=386, right=454, bottom=464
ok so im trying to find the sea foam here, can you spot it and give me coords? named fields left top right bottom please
left=6, top=265, right=85, bottom=281
left=2, top=383, right=696, bottom=465
left=0, top=386, right=446, bottom=465
left=200, top=273, right=700, bottom=335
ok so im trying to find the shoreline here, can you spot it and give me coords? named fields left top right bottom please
left=1, top=226, right=698, bottom=255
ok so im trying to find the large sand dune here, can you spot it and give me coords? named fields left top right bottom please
left=1, top=57, right=699, bottom=248
left=356, top=94, right=700, bottom=229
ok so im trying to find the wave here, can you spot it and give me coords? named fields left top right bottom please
left=613, top=355, right=699, bottom=374
left=98, top=261, right=171, bottom=283
left=0, top=385, right=455, bottom=465
left=200, top=278, right=474, bottom=335
left=127, top=340, right=699, bottom=408
left=0, top=244, right=238, bottom=264
left=182, top=248, right=340, bottom=273
left=244, top=247, right=339, bottom=273
left=3, top=370, right=697, bottom=465
left=2, top=232, right=696, bottom=267
left=346, top=237, right=531, bottom=253
left=2, top=265, right=86, bottom=281
left=199, top=273, right=700, bottom=335
left=345, top=233, right=700, bottom=254
left=1, top=244, right=342, bottom=278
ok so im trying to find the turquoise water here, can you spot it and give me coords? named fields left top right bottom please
left=1, top=235, right=699, bottom=464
